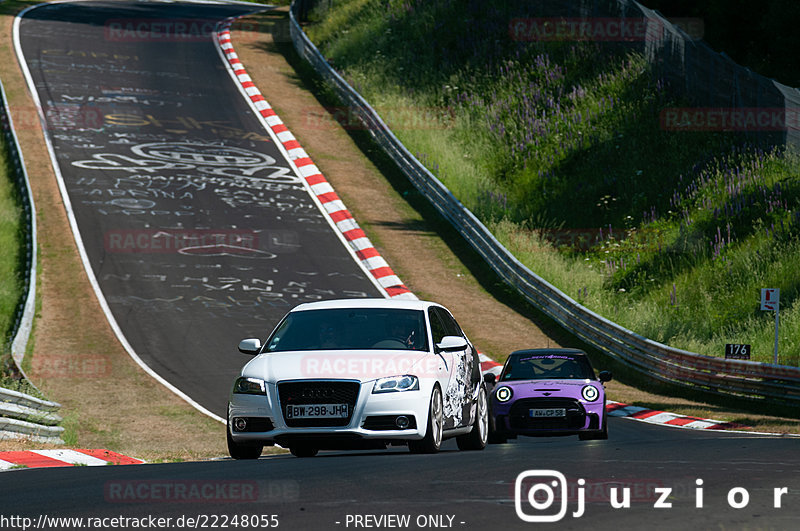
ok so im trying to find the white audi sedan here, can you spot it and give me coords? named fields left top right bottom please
left=227, top=298, right=488, bottom=458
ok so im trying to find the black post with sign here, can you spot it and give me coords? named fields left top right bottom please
left=725, top=344, right=751, bottom=360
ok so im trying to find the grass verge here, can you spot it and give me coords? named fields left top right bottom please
left=304, top=0, right=800, bottom=366
left=0, top=90, right=25, bottom=384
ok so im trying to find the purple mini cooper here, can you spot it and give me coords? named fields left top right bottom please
left=486, top=348, right=611, bottom=442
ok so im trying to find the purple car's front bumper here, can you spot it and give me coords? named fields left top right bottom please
left=490, top=395, right=606, bottom=436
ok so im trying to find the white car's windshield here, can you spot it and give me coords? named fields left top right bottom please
left=266, top=308, right=429, bottom=352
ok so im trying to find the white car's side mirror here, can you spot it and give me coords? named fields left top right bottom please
left=238, top=338, right=262, bottom=355
left=436, top=335, right=468, bottom=353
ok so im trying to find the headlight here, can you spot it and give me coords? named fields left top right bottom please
left=233, top=377, right=266, bottom=395
left=372, top=375, right=419, bottom=394
left=496, top=386, right=513, bottom=402
left=581, top=384, right=600, bottom=402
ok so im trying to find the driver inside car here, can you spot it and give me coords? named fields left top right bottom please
left=388, top=319, right=417, bottom=349
left=317, top=322, right=340, bottom=349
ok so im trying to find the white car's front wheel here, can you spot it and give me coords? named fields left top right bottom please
left=409, top=386, right=443, bottom=454
left=227, top=419, right=263, bottom=460
left=289, top=444, right=319, bottom=457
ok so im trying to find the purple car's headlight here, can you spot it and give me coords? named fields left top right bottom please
left=496, top=386, right=513, bottom=402
left=581, top=384, right=600, bottom=402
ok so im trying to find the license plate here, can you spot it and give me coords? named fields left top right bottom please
left=285, top=404, right=349, bottom=419
left=530, top=408, right=566, bottom=418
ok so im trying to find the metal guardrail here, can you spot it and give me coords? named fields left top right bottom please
left=0, top=387, right=64, bottom=444
left=0, top=387, right=60, bottom=414
left=288, top=1, right=800, bottom=407
left=0, top=387, right=63, bottom=444
left=1, top=75, right=62, bottom=443
left=1, top=77, right=37, bottom=372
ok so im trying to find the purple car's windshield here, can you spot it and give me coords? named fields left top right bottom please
left=265, top=308, right=429, bottom=352
left=500, top=354, right=595, bottom=381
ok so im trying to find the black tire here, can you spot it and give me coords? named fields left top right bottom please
left=579, top=415, right=608, bottom=441
left=289, top=445, right=319, bottom=458
left=487, top=410, right=507, bottom=444
left=456, top=387, right=488, bottom=451
left=227, top=422, right=263, bottom=460
left=409, top=386, right=443, bottom=454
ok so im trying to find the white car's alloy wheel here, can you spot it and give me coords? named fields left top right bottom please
left=456, top=387, right=488, bottom=451
left=477, top=388, right=488, bottom=444
left=431, top=388, right=443, bottom=448
left=409, top=386, right=443, bottom=453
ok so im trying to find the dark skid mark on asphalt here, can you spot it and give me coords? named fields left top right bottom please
left=18, top=1, right=382, bottom=417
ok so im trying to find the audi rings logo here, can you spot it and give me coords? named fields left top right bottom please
left=302, top=388, right=334, bottom=399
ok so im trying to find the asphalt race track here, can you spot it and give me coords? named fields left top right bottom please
left=9, top=2, right=800, bottom=530
left=16, top=1, right=384, bottom=419
left=3, top=419, right=800, bottom=529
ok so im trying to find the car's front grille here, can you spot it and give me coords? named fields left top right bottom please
left=278, top=380, right=360, bottom=427
left=508, top=398, right=586, bottom=430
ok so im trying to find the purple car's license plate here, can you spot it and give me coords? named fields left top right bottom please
left=530, top=408, right=566, bottom=418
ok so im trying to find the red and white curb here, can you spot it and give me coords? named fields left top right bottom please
left=607, top=401, right=750, bottom=431
left=479, top=354, right=503, bottom=378
left=0, top=449, right=144, bottom=471
left=216, top=23, right=415, bottom=300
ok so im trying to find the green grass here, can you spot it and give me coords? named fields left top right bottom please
left=306, top=0, right=800, bottom=365
left=0, top=123, right=26, bottom=380
left=59, top=411, right=80, bottom=447
left=0, top=375, right=44, bottom=400
left=0, top=0, right=36, bottom=387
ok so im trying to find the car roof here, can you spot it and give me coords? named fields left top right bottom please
left=508, top=348, right=589, bottom=359
left=290, top=298, right=436, bottom=313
